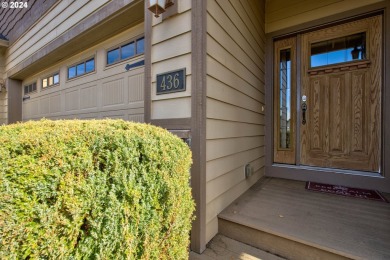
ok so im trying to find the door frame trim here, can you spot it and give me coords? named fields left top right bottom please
left=265, top=1, right=390, bottom=192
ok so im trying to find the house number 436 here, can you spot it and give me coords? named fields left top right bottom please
left=156, top=68, right=186, bottom=95
left=160, top=73, right=180, bottom=90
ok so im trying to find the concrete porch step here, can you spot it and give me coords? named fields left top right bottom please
left=218, top=219, right=348, bottom=260
left=218, top=177, right=390, bottom=260
left=189, top=234, right=285, bottom=260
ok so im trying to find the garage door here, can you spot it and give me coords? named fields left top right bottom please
left=22, top=66, right=144, bottom=122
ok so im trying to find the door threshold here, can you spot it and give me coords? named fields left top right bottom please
left=271, top=163, right=383, bottom=178
left=267, top=164, right=390, bottom=192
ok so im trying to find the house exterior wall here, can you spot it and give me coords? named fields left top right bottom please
left=1, top=0, right=144, bottom=123
left=205, top=0, right=266, bottom=242
left=265, top=0, right=385, bottom=33
left=150, top=1, right=192, bottom=120
left=0, top=0, right=387, bottom=255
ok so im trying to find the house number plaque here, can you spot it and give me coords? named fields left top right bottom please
left=156, top=68, right=186, bottom=95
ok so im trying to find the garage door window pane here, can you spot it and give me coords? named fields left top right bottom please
left=53, top=74, right=59, bottom=84
left=86, top=59, right=95, bottom=73
left=77, top=63, right=85, bottom=75
left=108, top=48, right=120, bottom=64
left=106, top=36, right=144, bottom=67
left=121, top=42, right=135, bottom=60
left=68, top=66, right=76, bottom=79
left=42, top=78, right=48, bottom=88
left=24, top=83, right=37, bottom=94
left=137, top=37, right=144, bottom=54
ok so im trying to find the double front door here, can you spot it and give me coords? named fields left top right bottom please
left=273, top=15, right=382, bottom=173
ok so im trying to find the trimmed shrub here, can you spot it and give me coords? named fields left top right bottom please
left=0, top=119, right=194, bottom=259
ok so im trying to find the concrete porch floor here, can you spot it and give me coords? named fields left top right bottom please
left=217, top=177, right=390, bottom=260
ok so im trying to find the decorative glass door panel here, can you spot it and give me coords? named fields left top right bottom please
left=274, top=37, right=296, bottom=164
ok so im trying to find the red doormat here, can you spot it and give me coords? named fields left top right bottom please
left=306, top=182, right=388, bottom=202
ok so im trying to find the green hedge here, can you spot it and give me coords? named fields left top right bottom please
left=0, top=119, right=194, bottom=259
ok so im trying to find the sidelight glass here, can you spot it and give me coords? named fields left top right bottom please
left=311, top=32, right=366, bottom=67
left=279, top=49, right=291, bottom=149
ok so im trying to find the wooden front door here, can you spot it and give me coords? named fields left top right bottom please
left=300, top=16, right=382, bottom=172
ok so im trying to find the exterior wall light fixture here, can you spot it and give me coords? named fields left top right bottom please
left=148, top=0, right=174, bottom=17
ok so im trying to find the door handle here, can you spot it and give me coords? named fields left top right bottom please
left=302, top=95, right=307, bottom=125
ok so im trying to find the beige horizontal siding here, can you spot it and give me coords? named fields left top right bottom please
left=207, top=35, right=262, bottom=88
left=207, top=119, right=264, bottom=139
left=150, top=3, right=192, bottom=120
left=207, top=76, right=264, bottom=112
left=207, top=99, right=264, bottom=124
left=151, top=32, right=191, bottom=63
left=6, top=0, right=110, bottom=72
left=207, top=57, right=264, bottom=103
left=207, top=136, right=265, bottom=162
left=0, top=92, right=7, bottom=125
left=265, top=0, right=385, bottom=33
left=206, top=147, right=265, bottom=182
left=207, top=18, right=263, bottom=81
left=151, top=97, right=191, bottom=119
left=205, top=0, right=265, bottom=243
left=151, top=9, right=191, bottom=45
left=207, top=157, right=265, bottom=204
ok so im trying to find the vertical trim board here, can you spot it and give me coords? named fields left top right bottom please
left=191, top=0, right=207, bottom=252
